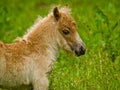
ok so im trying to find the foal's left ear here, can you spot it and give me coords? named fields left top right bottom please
left=53, top=7, right=60, bottom=21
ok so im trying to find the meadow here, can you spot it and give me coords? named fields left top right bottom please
left=0, top=0, right=120, bottom=90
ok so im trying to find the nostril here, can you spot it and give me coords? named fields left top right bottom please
left=75, top=50, right=80, bottom=56
left=80, top=46, right=86, bottom=55
left=72, top=44, right=86, bottom=56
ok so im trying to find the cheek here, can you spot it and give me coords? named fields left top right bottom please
left=66, top=34, right=75, bottom=44
left=57, top=32, right=67, bottom=46
left=65, top=33, right=80, bottom=46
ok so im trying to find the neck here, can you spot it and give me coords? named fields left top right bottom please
left=23, top=15, right=60, bottom=61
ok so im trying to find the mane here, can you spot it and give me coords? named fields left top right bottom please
left=23, top=16, right=44, bottom=41
left=15, top=15, right=51, bottom=42
left=14, top=16, right=43, bottom=42
left=15, top=6, right=71, bottom=42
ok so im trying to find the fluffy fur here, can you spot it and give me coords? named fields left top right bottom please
left=0, top=6, right=86, bottom=90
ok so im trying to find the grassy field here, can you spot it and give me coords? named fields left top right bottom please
left=0, top=0, right=120, bottom=90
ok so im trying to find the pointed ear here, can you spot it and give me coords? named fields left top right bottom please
left=53, top=7, right=60, bottom=21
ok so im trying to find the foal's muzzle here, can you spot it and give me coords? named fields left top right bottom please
left=71, top=43, right=86, bottom=57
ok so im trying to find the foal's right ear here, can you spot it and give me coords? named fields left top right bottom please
left=53, top=7, right=60, bottom=21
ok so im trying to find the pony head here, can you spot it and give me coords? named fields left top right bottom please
left=53, top=6, right=86, bottom=56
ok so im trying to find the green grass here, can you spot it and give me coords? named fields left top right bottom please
left=0, top=0, right=120, bottom=90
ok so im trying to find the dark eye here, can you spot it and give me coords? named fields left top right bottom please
left=62, top=29, right=70, bottom=35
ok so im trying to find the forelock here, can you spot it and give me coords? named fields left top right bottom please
left=59, top=6, right=71, bottom=15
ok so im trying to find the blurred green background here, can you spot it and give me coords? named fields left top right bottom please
left=0, top=0, right=120, bottom=90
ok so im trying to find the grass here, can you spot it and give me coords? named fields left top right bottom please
left=0, top=0, right=120, bottom=90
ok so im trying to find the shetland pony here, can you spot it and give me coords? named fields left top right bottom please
left=0, top=6, right=86, bottom=90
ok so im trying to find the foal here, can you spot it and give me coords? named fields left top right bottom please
left=0, top=6, right=86, bottom=90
